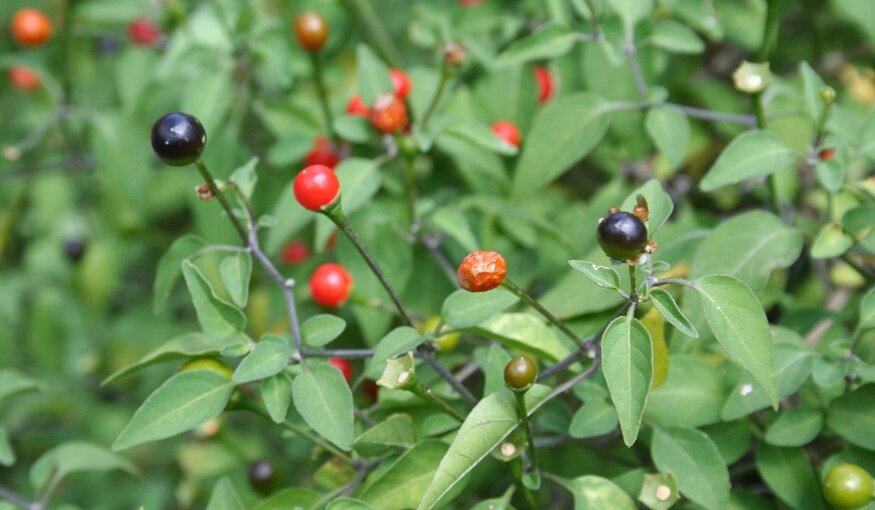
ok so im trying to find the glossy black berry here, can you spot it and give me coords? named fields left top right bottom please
left=247, top=459, right=277, bottom=495
left=63, top=239, right=87, bottom=263
left=597, top=211, right=648, bottom=261
left=504, top=356, right=537, bottom=392
left=150, top=112, right=206, bottom=166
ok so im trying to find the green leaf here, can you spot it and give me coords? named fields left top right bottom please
left=651, top=427, right=729, bottom=510
left=650, top=20, right=705, bottom=54
left=765, top=406, right=823, bottom=447
left=0, top=369, right=43, bottom=404
left=639, top=473, right=680, bottom=510
left=255, top=488, right=320, bottom=510
left=473, top=313, right=571, bottom=362
left=354, top=414, right=415, bottom=458
left=699, top=130, right=797, bottom=192
left=860, top=286, right=875, bottom=331
left=689, top=210, right=803, bottom=292
left=755, top=444, right=825, bottom=510
left=442, top=288, right=519, bottom=329
left=326, top=499, right=375, bottom=510
left=605, top=0, right=653, bottom=27
left=153, top=235, right=206, bottom=313
left=721, top=342, right=813, bottom=420
left=206, top=477, right=246, bottom=510
left=335, top=158, right=383, bottom=213
left=827, top=384, right=875, bottom=451
left=113, top=369, right=234, bottom=451
left=568, top=398, right=619, bottom=439
left=416, top=385, right=551, bottom=510
left=811, top=222, right=854, bottom=259
left=361, top=440, right=450, bottom=510
left=494, top=23, right=577, bottom=68
left=182, top=261, right=247, bottom=339
left=649, top=289, right=697, bottom=338
left=31, top=442, right=137, bottom=492
left=429, top=207, right=479, bottom=252
left=601, top=316, right=653, bottom=446
left=219, top=251, right=252, bottom=308
left=442, top=119, right=519, bottom=156
left=102, top=333, right=249, bottom=385
left=512, top=93, right=610, bottom=197
left=228, top=157, right=259, bottom=200
left=645, top=106, right=690, bottom=169
left=334, top=115, right=372, bottom=143
left=292, top=363, right=354, bottom=451
left=620, top=179, right=675, bottom=236
left=0, top=426, right=14, bottom=467
left=233, top=335, right=292, bottom=384
left=357, top=44, right=393, bottom=105
left=646, top=355, right=725, bottom=428
left=366, top=327, right=424, bottom=378
left=568, top=260, right=621, bottom=291
left=799, top=61, right=826, bottom=123
left=694, top=275, right=778, bottom=407
left=551, top=474, right=637, bottom=509
left=302, top=314, right=347, bottom=348
left=261, top=372, right=293, bottom=423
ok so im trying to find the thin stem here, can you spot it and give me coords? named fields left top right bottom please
left=311, top=53, right=337, bottom=142
left=757, top=0, right=781, bottom=62
left=325, top=206, right=414, bottom=326
left=194, top=160, right=248, bottom=241
left=338, top=0, right=402, bottom=67
left=624, top=30, right=648, bottom=98
left=420, top=234, right=459, bottom=286
left=419, top=349, right=478, bottom=406
left=410, top=378, right=466, bottom=422
left=670, top=103, right=757, bottom=127
left=245, top=403, right=354, bottom=464
left=0, top=484, right=35, bottom=510
left=582, top=0, right=602, bottom=40
left=403, top=156, right=419, bottom=232
left=534, top=349, right=602, bottom=412
left=421, top=69, right=451, bottom=130
left=628, top=265, right=638, bottom=300
left=501, top=279, right=589, bottom=350
left=751, top=92, right=782, bottom=216
left=514, top=392, right=540, bottom=489
left=303, top=348, right=375, bottom=359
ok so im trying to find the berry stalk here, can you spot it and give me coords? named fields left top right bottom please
left=195, top=160, right=248, bottom=241
left=500, top=279, right=590, bottom=350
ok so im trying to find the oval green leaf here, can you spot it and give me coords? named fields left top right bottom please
left=651, top=427, right=729, bottom=510
left=601, top=316, right=653, bottom=447
left=700, top=130, right=797, bottom=192
left=292, top=363, right=354, bottom=451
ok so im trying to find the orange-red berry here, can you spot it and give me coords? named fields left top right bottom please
left=346, top=95, right=369, bottom=117
left=281, top=241, right=310, bottom=266
left=8, top=67, right=40, bottom=91
left=818, top=148, right=835, bottom=161
left=294, top=11, right=328, bottom=52
left=11, top=8, right=53, bottom=47
left=389, top=69, right=412, bottom=99
left=293, top=164, right=340, bottom=211
left=310, top=263, right=352, bottom=307
left=457, top=251, right=508, bottom=292
left=128, top=17, right=160, bottom=46
left=329, top=357, right=353, bottom=383
left=534, top=66, right=554, bottom=104
left=491, top=121, right=521, bottom=147
left=369, top=93, right=409, bottom=134
left=304, top=136, right=340, bottom=169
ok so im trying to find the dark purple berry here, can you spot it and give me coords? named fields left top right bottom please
left=63, top=239, right=87, bottom=263
left=150, top=112, right=206, bottom=166
left=247, top=460, right=277, bottom=495
left=597, top=211, right=648, bottom=261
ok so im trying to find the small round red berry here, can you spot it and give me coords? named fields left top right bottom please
left=281, top=240, right=310, bottom=266
left=389, top=69, right=412, bottom=99
left=150, top=112, right=207, bottom=166
left=310, top=263, right=352, bottom=307
left=128, top=17, right=160, bottom=46
left=533, top=66, right=554, bottom=104
left=823, top=463, right=874, bottom=510
left=457, top=250, right=508, bottom=292
left=8, top=67, right=40, bottom=91
left=597, top=211, right=648, bottom=261
left=819, top=148, right=835, bottom=161
left=293, top=164, right=340, bottom=211
left=491, top=121, right=521, bottom=148
left=294, top=11, right=328, bottom=52
left=247, top=460, right=277, bottom=495
left=304, top=136, right=340, bottom=169
left=369, top=93, right=409, bottom=134
left=361, top=379, right=379, bottom=402
left=504, top=356, right=537, bottom=391
left=346, top=95, right=369, bottom=117
left=11, top=8, right=53, bottom=47
left=329, top=357, right=353, bottom=383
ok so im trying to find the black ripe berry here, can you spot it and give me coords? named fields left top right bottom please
left=247, top=459, right=277, bottom=495
left=63, top=239, right=87, bottom=263
left=598, top=211, right=648, bottom=261
left=150, top=112, right=206, bottom=166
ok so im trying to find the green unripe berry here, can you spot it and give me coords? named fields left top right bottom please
left=504, top=356, right=537, bottom=392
